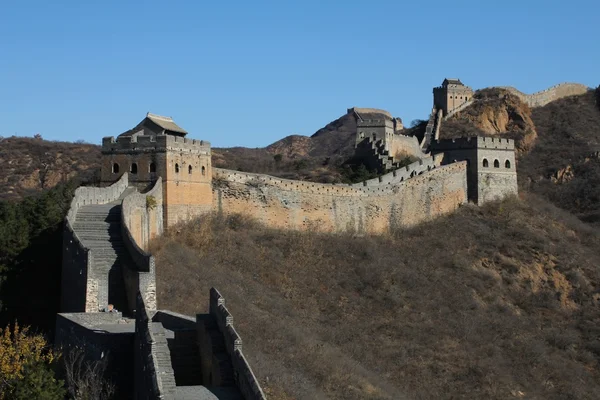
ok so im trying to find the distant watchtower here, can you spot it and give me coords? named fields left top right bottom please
left=431, top=137, right=517, bottom=204
left=433, top=78, right=474, bottom=116
left=101, top=113, right=213, bottom=226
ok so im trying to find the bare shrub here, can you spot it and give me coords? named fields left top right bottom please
left=153, top=197, right=600, bottom=400
left=63, top=346, right=115, bottom=400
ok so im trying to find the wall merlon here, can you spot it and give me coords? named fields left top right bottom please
left=102, top=133, right=211, bottom=155
left=476, top=136, right=515, bottom=150
left=357, top=119, right=392, bottom=128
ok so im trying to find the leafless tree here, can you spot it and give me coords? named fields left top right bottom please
left=63, top=346, right=115, bottom=400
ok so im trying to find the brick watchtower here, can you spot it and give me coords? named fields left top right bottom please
left=430, top=137, right=517, bottom=204
left=433, top=78, right=474, bottom=116
left=101, top=113, right=213, bottom=226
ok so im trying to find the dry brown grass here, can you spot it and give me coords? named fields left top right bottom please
left=152, top=195, right=600, bottom=400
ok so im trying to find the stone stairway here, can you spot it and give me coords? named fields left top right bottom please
left=167, top=321, right=243, bottom=399
left=167, top=329, right=204, bottom=386
left=73, top=202, right=130, bottom=312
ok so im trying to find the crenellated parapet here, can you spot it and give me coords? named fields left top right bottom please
left=431, top=136, right=515, bottom=151
left=102, top=134, right=211, bottom=155
left=495, top=82, right=589, bottom=108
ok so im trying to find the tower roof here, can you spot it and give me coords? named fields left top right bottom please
left=145, top=113, right=187, bottom=135
left=118, top=112, right=188, bottom=137
left=442, top=78, right=464, bottom=86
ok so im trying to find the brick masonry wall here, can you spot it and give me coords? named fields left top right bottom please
left=497, top=83, right=588, bottom=108
left=134, top=294, right=176, bottom=399
left=213, top=163, right=468, bottom=234
left=388, top=134, right=423, bottom=159
left=55, top=313, right=135, bottom=398
left=121, top=178, right=162, bottom=312
left=208, top=288, right=267, bottom=400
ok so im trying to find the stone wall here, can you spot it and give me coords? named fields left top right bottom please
left=55, top=312, right=135, bottom=398
left=61, top=173, right=129, bottom=313
left=121, top=178, right=162, bottom=313
left=205, top=288, right=267, bottom=400
left=134, top=294, right=176, bottom=400
left=388, top=134, right=423, bottom=159
left=352, top=156, right=441, bottom=187
left=213, top=162, right=468, bottom=234
left=443, top=99, right=474, bottom=120
left=497, top=83, right=588, bottom=108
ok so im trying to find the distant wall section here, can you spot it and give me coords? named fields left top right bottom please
left=213, top=164, right=467, bottom=234
left=497, top=83, right=588, bottom=108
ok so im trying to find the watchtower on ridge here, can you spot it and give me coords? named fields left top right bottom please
left=433, top=78, right=474, bottom=116
left=101, top=113, right=213, bottom=226
left=431, top=136, right=517, bottom=203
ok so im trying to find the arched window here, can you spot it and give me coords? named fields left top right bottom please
left=130, top=163, right=138, bottom=174
left=149, top=162, right=156, bottom=173
left=483, top=159, right=489, bottom=168
left=505, top=160, right=511, bottom=169
left=465, top=97, right=469, bottom=101
left=188, top=165, right=192, bottom=174
left=112, top=163, right=119, bottom=174
left=175, top=163, right=179, bottom=173
left=494, top=159, right=500, bottom=168
left=202, top=166, right=206, bottom=176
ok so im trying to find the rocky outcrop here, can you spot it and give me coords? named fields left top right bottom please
left=441, top=88, right=538, bottom=153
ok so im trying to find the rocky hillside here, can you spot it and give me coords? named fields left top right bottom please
left=0, top=137, right=101, bottom=201
left=440, top=86, right=600, bottom=225
left=440, top=88, right=538, bottom=153
left=154, top=196, right=600, bottom=400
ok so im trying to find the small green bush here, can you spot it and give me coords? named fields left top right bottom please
left=146, top=195, right=157, bottom=210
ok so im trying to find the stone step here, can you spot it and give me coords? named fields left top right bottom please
left=73, top=221, right=120, bottom=229
left=75, top=217, right=120, bottom=224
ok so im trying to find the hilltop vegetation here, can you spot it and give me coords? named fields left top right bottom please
left=0, top=137, right=100, bottom=201
left=154, top=196, right=600, bottom=400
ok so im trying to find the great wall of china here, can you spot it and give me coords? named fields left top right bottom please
left=498, top=82, right=589, bottom=108
left=55, top=79, right=590, bottom=399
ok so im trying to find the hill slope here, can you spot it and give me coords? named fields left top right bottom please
left=153, top=196, right=600, bottom=400
left=440, top=87, right=600, bottom=225
left=0, top=137, right=101, bottom=200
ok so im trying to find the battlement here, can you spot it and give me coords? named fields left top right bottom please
left=477, top=136, right=515, bottom=150
left=102, top=134, right=211, bottom=154
left=431, top=136, right=514, bottom=151
left=495, top=82, right=589, bottom=108
left=348, top=107, right=393, bottom=119
left=356, top=118, right=394, bottom=128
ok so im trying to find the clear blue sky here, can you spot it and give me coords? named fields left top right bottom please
left=1, top=0, right=597, bottom=148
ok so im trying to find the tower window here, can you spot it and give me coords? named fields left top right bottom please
left=188, top=165, right=192, bottom=174
left=202, top=166, right=206, bottom=176
left=483, top=159, right=489, bottom=168
left=149, top=162, right=156, bottom=173
left=130, top=163, right=138, bottom=174
left=505, top=160, right=511, bottom=169
left=494, top=159, right=500, bottom=168
left=175, top=163, right=179, bottom=173
left=112, top=163, right=119, bottom=174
